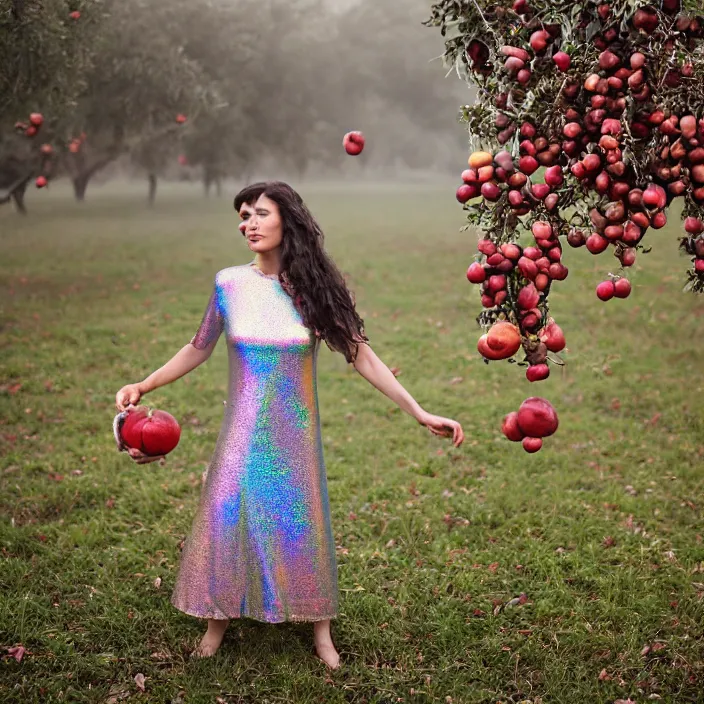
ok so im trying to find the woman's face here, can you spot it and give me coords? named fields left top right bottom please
left=238, top=195, right=283, bottom=253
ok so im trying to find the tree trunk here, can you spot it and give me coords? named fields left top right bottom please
left=215, top=176, right=222, bottom=197
left=11, top=183, right=27, bottom=215
left=11, top=0, right=25, bottom=20
left=73, top=175, right=89, bottom=201
left=148, top=173, right=157, bottom=206
left=203, top=174, right=212, bottom=198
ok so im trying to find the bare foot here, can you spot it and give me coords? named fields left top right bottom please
left=313, top=619, right=340, bottom=669
left=192, top=618, right=229, bottom=658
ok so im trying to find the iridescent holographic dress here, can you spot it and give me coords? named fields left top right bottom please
left=171, top=262, right=337, bottom=623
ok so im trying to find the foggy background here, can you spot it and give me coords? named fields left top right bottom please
left=1, top=0, right=471, bottom=209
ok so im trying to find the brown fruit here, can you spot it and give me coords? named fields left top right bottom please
left=567, top=229, right=586, bottom=248
left=632, top=7, right=658, bottom=34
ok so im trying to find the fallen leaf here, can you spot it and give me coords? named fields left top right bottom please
left=599, top=669, right=611, bottom=681
left=488, top=562, right=499, bottom=573
left=641, top=645, right=651, bottom=656
left=449, top=376, right=463, bottom=385
left=153, top=577, right=162, bottom=589
left=602, top=536, right=616, bottom=548
left=134, top=673, right=145, bottom=692
left=651, top=642, right=666, bottom=652
left=645, top=413, right=662, bottom=427
left=6, top=645, right=25, bottom=662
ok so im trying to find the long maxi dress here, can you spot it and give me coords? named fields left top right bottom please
left=170, top=262, right=338, bottom=623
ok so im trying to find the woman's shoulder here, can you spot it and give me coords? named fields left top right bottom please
left=214, top=263, right=254, bottom=286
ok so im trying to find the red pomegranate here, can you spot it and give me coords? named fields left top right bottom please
left=466, top=262, right=486, bottom=283
left=501, top=411, right=524, bottom=442
left=485, top=321, right=521, bottom=356
left=526, top=364, right=550, bottom=382
left=516, top=397, right=559, bottom=438
left=522, top=437, right=543, bottom=453
left=119, top=406, right=181, bottom=456
left=343, top=131, right=365, bottom=156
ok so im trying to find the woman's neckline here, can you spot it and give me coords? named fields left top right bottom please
left=249, top=261, right=280, bottom=280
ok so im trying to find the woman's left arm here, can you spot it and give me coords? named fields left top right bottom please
left=352, top=342, right=464, bottom=447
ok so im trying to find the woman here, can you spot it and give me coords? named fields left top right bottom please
left=115, top=181, right=464, bottom=669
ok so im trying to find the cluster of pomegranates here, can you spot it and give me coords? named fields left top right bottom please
left=13, top=112, right=55, bottom=189
left=452, top=0, right=704, bottom=344
left=501, top=397, right=559, bottom=453
left=433, top=0, right=704, bottom=450
left=14, top=112, right=44, bottom=139
left=68, top=132, right=87, bottom=154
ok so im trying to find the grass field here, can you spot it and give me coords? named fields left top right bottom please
left=1, top=180, right=703, bottom=704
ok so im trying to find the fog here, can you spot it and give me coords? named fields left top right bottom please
left=0, top=0, right=472, bottom=210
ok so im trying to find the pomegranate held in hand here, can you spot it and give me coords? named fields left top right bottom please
left=119, top=406, right=181, bottom=457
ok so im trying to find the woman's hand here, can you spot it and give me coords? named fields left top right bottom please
left=126, top=447, right=166, bottom=465
left=115, top=383, right=144, bottom=412
left=416, top=410, right=465, bottom=447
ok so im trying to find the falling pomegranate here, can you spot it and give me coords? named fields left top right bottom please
left=343, top=131, right=365, bottom=156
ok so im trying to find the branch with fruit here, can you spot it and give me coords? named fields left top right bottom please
left=426, top=0, right=704, bottom=450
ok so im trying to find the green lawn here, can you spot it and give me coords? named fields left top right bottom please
left=1, top=181, right=703, bottom=704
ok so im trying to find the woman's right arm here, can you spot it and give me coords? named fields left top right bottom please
left=115, top=341, right=215, bottom=411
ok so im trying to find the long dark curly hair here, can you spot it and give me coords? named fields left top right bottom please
left=234, top=181, right=368, bottom=363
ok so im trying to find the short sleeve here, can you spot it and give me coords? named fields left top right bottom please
left=190, top=280, right=224, bottom=349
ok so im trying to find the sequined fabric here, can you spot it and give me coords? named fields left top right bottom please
left=171, top=263, right=337, bottom=623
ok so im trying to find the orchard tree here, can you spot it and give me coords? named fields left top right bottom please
left=175, top=0, right=263, bottom=194
left=0, top=0, right=96, bottom=211
left=426, top=0, right=704, bottom=452
left=60, top=0, right=217, bottom=201
left=0, top=0, right=95, bottom=123
left=180, top=0, right=331, bottom=189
